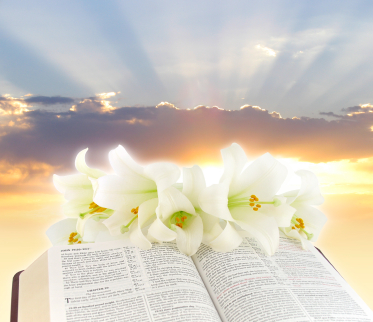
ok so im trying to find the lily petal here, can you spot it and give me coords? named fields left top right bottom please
left=230, top=152, right=287, bottom=201
left=259, top=203, right=296, bottom=227
left=156, top=187, right=196, bottom=221
left=148, top=218, right=177, bottom=242
left=199, top=183, right=234, bottom=221
left=294, top=205, right=327, bottom=241
left=198, top=209, right=220, bottom=232
left=219, top=143, right=248, bottom=185
left=127, top=198, right=157, bottom=249
left=293, top=170, right=324, bottom=206
left=76, top=212, right=108, bottom=237
left=94, top=175, right=157, bottom=210
left=46, top=218, right=77, bottom=246
left=202, top=222, right=224, bottom=245
left=138, top=198, right=158, bottom=227
left=61, top=199, right=93, bottom=218
left=233, top=208, right=279, bottom=255
left=208, top=221, right=243, bottom=252
left=75, top=148, right=106, bottom=179
left=109, top=145, right=145, bottom=177
left=53, top=174, right=92, bottom=196
left=95, top=230, right=129, bottom=242
left=81, top=219, right=107, bottom=242
left=182, top=165, right=206, bottom=209
left=129, top=218, right=152, bottom=250
left=103, top=205, right=138, bottom=236
left=281, top=228, right=308, bottom=249
left=174, top=215, right=203, bottom=256
left=144, top=162, right=181, bottom=193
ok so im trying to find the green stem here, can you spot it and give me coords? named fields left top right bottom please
left=120, top=215, right=138, bottom=233
left=125, top=215, right=138, bottom=228
left=300, top=228, right=314, bottom=240
left=79, top=206, right=100, bottom=218
left=228, top=198, right=275, bottom=207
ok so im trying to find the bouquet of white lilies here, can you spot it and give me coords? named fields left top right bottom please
left=47, top=143, right=327, bottom=256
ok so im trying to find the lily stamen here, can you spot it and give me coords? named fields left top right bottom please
left=291, top=216, right=313, bottom=240
left=120, top=211, right=139, bottom=234
left=68, top=232, right=82, bottom=244
left=80, top=202, right=107, bottom=218
left=228, top=194, right=281, bottom=211
left=169, top=211, right=193, bottom=230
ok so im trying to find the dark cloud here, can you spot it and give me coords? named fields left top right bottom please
left=319, top=112, right=343, bottom=118
left=24, top=96, right=75, bottom=105
left=1, top=103, right=373, bottom=174
left=342, top=104, right=373, bottom=113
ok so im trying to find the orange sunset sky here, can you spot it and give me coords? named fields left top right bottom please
left=1, top=1, right=373, bottom=320
left=1, top=99, right=373, bottom=319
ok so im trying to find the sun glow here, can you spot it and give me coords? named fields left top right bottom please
left=202, top=166, right=224, bottom=186
left=255, top=44, right=277, bottom=57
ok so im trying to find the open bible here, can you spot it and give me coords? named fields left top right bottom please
left=16, top=234, right=373, bottom=322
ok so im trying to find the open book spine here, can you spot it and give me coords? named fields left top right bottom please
left=11, top=271, right=23, bottom=322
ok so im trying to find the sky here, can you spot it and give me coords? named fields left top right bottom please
left=1, top=0, right=373, bottom=319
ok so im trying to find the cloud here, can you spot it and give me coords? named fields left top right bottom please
left=95, top=92, right=120, bottom=99
left=342, top=103, right=373, bottom=114
left=24, top=96, right=75, bottom=105
left=319, top=111, right=343, bottom=118
left=0, top=96, right=31, bottom=115
left=255, top=44, right=277, bottom=57
left=0, top=160, right=57, bottom=193
left=1, top=98, right=373, bottom=178
left=70, top=98, right=116, bottom=113
left=0, top=94, right=77, bottom=116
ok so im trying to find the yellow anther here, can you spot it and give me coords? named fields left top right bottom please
left=249, top=198, right=255, bottom=202
left=291, top=226, right=295, bottom=229
left=249, top=202, right=255, bottom=207
left=251, top=195, right=256, bottom=198
left=295, top=224, right=300, bottom=228
left=176, top=217, right=180, bottom=222
left=89, top=202, right=98, bottom=209
left=87, top=203, right=107, bottom=214
left=176, top=223, right=183, bottom=228
left=73, top=238, right=78, bottom=243
left=131, top=206, right=139, bottom=215
left=91, top=207, right=105, bottom=213
left=253, top=207, right=258, bottom=211
left=254, top=197, right=259, bottom=201
left=77, top=241, right=81, bottom=244
left=256, top=204, right=261, bottom=208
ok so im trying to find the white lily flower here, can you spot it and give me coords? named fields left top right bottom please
left=53, top=148, right=107, bottom=218
left=46, top=218, right=108, bottom=245
left=199, top=143, right=296, bottom=255
left=280, top=170, right=327, bottom=249
left=94, top=145, right=180, bottom=236
left=183, top=165, right=243, bottom=253
left=127, top=198, right=159, bottom=251
left=53, top=149, right=112, bottom=239
left=147, top=186, right=203, bottom=256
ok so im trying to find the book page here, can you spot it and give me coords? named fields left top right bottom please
left=193, top=235, right=373, bottom=322
left=48, top=239, right=222, bottom=322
